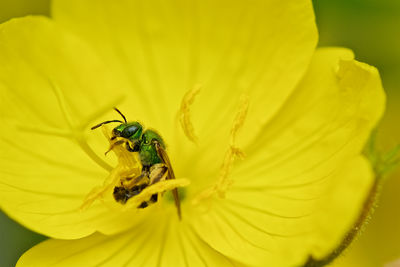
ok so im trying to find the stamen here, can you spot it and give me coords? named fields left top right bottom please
left=74, top=97, right=126, bottom=171
left=19, top=125, right=114, bottom=174
left=80, top=126, right=142, bottom=210
left=217, top=94, right=249, bottom=196
left=76, top=137, right=114, bottom=172
left=179, top=84, right=201, bottom=144
left=229, top=94, right=250, bottom=146
left=192, top=94, right=249, bottom=204
left=216, top=146, right=246, bottom=197
left=100, top=126, right=141, bottom=172
left=43, top=81, right=125, bottom=172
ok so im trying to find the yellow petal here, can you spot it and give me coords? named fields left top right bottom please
left=309, top=155, right=373, bottom=259
left=17, top=211, right=236, bottom=267
left=0, top=16, right=149, bottom=239
left=190, top=48, right=385, bottom=266
left=52, top=0, right=318, bottom=190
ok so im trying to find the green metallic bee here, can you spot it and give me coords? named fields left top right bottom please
left=91, top=108, right=181, bottom=218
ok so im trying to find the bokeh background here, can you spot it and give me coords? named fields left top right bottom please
left=0, top=0, right=399, bottom=266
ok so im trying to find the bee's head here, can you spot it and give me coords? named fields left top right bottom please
left=91, top=108, right=142, bottom=142
left=112, top=122, right=143, bottom=142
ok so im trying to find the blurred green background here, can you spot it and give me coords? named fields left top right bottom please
left=0, top=0, right=399, bottom=266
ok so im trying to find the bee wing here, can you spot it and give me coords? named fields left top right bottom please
left=154, top=141, right=182, bottom=220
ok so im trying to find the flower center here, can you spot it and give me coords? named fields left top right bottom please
left=80, top=123, right=189, bottom=219
left=80, top=87, right=248, bottom=216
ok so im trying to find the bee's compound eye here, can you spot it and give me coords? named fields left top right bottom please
left=112, top=128, right=122, bottom=137
left=121, top=125, right=138, bottom=138
left=112, top=124, right=126, bottom=137
left=121, top=122, right=142, bottom=140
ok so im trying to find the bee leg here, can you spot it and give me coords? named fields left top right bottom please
left=113, top=186, right=129, bottom=204
left=114, top=183, right=147, bottom=204
left=105, top=140, right=125, bottom=155
left=136, top=182, right=154, bottom=208
left=125, top=141, right=140, bottom=152
left=135, top=166, right=165, bottom=208
left=137, top=193, right=158, bottom=209
left=138, top=202, right=148, bottom=208
left=122, top=173, right=149, bottom=189
left=148, top=163, right=168, bottom=185
left=125, top=142, right=135, bottom=152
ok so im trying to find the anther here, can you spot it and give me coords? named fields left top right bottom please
left=179, top=84, right=202, bottom=144
left=192, top=94, right=249, bottom=204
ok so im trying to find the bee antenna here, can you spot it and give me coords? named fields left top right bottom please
left=114, top=107, right=127, bottom=123
left=91, top=120, right=124, bottom=130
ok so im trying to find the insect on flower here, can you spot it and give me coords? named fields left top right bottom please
left=90, top=108, right=182, bottom=219
left=0, top=0, right=387, bottom=264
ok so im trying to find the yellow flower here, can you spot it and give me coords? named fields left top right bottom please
left=0, top=0, right=385, bottom=266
